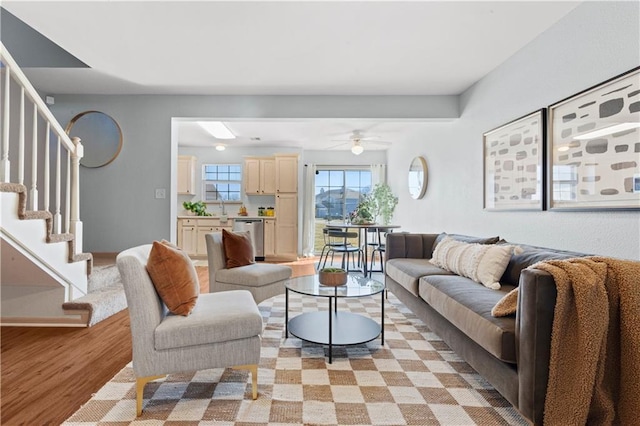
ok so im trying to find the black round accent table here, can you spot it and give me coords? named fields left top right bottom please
left=285, top=274, right=385, bottom=363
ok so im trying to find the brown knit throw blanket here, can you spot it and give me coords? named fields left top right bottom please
left=492, top=256, right=640, bottom=425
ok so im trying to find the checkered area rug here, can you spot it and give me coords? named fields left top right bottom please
left=64, top=292, right=527, bottom=425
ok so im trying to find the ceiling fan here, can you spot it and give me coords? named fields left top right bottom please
left=328, top=130, right=392, bottom=155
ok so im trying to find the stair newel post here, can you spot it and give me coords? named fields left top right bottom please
left=1, top=66, right=9, bottom=182
left=30, top=103, right=38, bottom=210
left=70, top=136, right=83, bottom=254
left=54, top=135, right=62, bottom=234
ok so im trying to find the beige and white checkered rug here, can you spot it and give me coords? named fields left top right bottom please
left=64, top=291, right=527, bottom=425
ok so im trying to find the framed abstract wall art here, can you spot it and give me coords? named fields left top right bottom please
left=548, top=67, right=640, bottom=210
left=483, top=109, right=546, bottom=211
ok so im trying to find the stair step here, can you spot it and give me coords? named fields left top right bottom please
left=22, top=210, right=52, bottom=221
left=62, top=265, right=126, bottom=326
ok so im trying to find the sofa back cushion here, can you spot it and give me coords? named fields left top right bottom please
left=431, top=232, right=500, bottom=256
left=386, top=233, right=440, bottom=260
left=499, top=243, right=588, bottom=286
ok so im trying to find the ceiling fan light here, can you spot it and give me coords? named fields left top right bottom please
left=351, top=144, right=364, bottom=155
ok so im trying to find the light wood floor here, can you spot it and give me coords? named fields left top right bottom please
left=0, top=259, right=319, bottom=425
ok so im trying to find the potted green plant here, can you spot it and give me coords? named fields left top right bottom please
left=349, top=197, right=374, bottom=224
left=369, top=183, right=398, bottom=225
left=182, top=201, right=212, bottom=216
left=318, top=267, right=348, bottom=286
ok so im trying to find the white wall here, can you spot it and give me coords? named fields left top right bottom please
left=46, top=2, right=639, bottom=258
left=387, top=1, right=640, bottom=259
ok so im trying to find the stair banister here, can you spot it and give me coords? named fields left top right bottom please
left=18, top=88, right=24, bottom=185
left=44, top=123, right=50, bottom=211
left=0, top=41, right=84, bottom=255
left=0, top=42, right=75, bottom=154
left=31, top=103, right=38, bottom=210
left=55, top=135, right=62, bottom=234
left=1, top=67, right=9, bottom=181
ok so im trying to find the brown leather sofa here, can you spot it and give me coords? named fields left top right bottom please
left=384, top=232, right=587, bottom=425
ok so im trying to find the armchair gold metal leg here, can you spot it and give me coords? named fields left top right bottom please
left=233, top=364, right=259, bottom=399
left=135, top=375, right=165, bottom=416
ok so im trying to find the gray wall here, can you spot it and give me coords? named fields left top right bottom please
left=387, top=1, right=640, bottom=259
left=47, top=2, right=639, bottom=258
left=49, top=96, right=454, bottom=252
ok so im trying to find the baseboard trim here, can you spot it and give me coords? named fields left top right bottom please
left=1, top=314, right=88, bottom=327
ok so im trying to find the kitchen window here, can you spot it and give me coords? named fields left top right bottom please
left=202, top=164, right=242, bottom=202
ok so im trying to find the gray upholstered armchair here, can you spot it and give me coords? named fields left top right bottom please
left=205, top=232, right=292, bottom=304
left=116, top=244, right=263, bottom=416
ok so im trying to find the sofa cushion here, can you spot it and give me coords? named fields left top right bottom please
left=216, top=262, right=292, bottom=287
left=386, top=258, right=453, bottom=296
left=431, top=232, right=500, bottom=255
left=155, top=290, right=263, bottom=350
left=419, top=274, right=517, bottom=363
left=500, top=243, right=588, bottom=286
left=432, top=237, right=521, bottom=290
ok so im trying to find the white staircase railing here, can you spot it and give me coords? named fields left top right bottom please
left=0, top=42, right=84, bottom=253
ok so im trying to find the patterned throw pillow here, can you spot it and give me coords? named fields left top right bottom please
left=432, top=236, right=521, bottom=290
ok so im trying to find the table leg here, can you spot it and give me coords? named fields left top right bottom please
left=363, top=228, right=369, bottom=277
left=381, top=290, right=385, bottom=345
left=285, top=288, right=289, bottom=338
left=328, top=296, right=333, bottom=364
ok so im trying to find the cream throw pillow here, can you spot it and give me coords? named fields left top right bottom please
left=432, top=236, right=521, bottom=290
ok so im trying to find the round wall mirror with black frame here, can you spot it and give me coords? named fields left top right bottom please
left=66, top=111, right=123, bottom=168
left=408, top=156, right=428, bottom=199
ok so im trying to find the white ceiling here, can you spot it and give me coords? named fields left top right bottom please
left=4, top=1, right=580, bottom=151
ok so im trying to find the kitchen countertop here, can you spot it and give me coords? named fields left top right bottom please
left=177, top=215, right=275, bottom=220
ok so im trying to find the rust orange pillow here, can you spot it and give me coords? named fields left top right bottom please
left=222, top=229, right=255, bottom=268
left=146, top=241, right=199, bottom=316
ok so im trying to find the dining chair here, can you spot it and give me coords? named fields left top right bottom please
left=369, top=228, right=392, bottom=276
left=317, top=226, right=346, bottom=270
left=321, top=229, right=364, bottom=272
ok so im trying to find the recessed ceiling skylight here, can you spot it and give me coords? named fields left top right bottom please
left=197, top=121, right=236, bottom=139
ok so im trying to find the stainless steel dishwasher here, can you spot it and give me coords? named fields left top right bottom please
left=232, top=218, right=265, bottom=261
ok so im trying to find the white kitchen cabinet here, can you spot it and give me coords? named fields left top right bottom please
left=177, top=155, right=196, bottom=195
left=275, top=155, right=298, bottom=194
left=177, top=218, right=197, bottom=255
left=264, top=218, right=276, bottom=257
left=177, top=217, right=231, bottom=257
left=244, top=157, right=276, bottom=195
left=275, top=193, right=298, bottom=260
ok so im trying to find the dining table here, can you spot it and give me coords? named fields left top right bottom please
left=326, top=223, right=401, bottom=276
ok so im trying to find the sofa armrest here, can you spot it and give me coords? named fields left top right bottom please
left=516, top=268, right=557, bottom=425
left=386, top=233, right=439, bottom=260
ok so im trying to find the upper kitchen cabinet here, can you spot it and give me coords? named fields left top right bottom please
left=275, top=154, right=298, bottom=193
left=244, top=157, right=276, bottom=195
left=177, top=155, right=196, bottom=195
